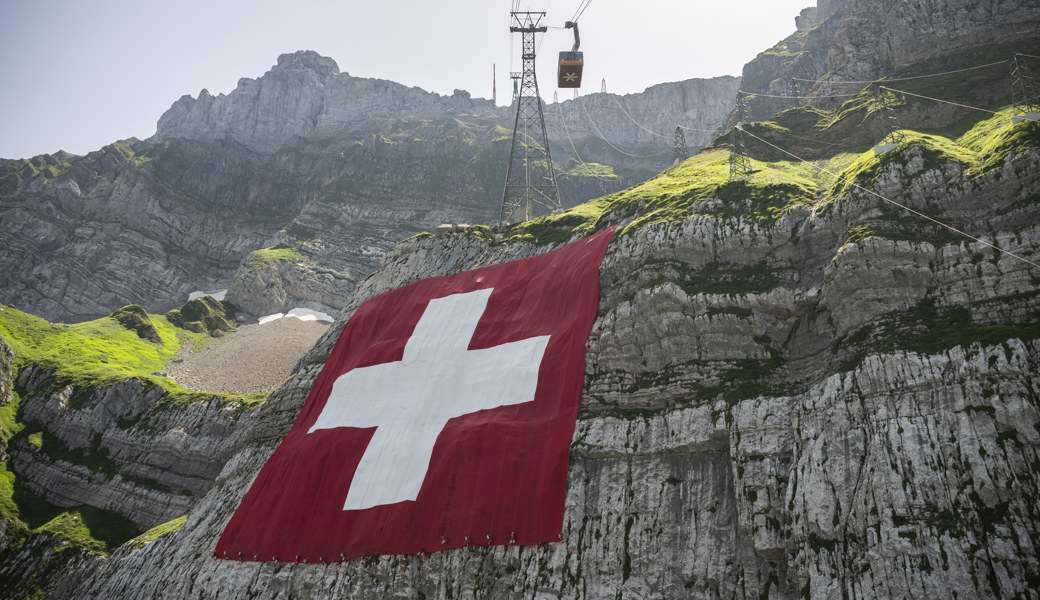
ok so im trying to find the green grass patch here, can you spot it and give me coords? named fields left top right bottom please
left=815, top=108, right=1040, bottom=201
left=29, top=503, right=142, bottom=555
left=245, top=245, right=305, bottom=271
left=502, top=100, right=1035, bottom=249
left=0, top=305, right=263, bottom=411
left=0, top=462, right=30, bottom=548
left=508, top=150, right=817, bottom=244
left=127, top=514, right=188, bottom=549
left=2, top=461, right=141, bottom=555
left=165, top=296, right=236, bottom=335
left=110, top=304, right=162, bottom=344
left=0, top=306, right=187, bottom=392
left=559, top=161, right=622, bottom=179
left=826, top=130, right=977, bottom=198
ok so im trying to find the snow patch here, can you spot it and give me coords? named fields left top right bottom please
left=287, top=308, right=335, bottom=322
left=258, top=308, right=335, bottom=325
left=188, top=289, right=227, bottom=301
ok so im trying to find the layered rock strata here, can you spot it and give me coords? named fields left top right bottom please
left=60, top=142, right=1040, bottom=599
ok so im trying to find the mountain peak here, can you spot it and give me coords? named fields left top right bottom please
left=272, top=50, right=339, bottom=79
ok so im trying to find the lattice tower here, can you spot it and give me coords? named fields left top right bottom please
left=729, top=94, right=753, bottom=180
left=673, top=126, right=688, bottom=165
left=874, top=85, right=906, bottom=151
left=500, top=11, right=561, bottom=228
left=1011, top=54, right=1040, bottom=123
left=510, top=72, right=522, bottom=103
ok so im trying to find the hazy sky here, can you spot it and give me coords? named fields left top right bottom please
left=0, top=0, right=813, bottom=159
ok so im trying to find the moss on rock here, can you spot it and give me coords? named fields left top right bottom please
left=165, top=297, right=236, bottom=335
left=109, top=305, right=161, bottom=344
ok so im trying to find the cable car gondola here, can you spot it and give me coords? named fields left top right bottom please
left=558, top=21, right=583, bottom=88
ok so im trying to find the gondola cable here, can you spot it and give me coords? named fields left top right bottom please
left=738, top=126, right=1040, bottom=271
left=791, top=59, right=1010, bottom=86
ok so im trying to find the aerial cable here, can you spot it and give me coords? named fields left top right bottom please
left=880, top=86, right=1001, bottom=115
left=609, top=95, right=717, bottom=137
left=791, top=59, right=1010, bottom=86
left=577, top=95, right=661, bottom=158
left=737, top=90, right=859, bottom=99
left=769, top=128, right=850, bottom=148
left=737, top=126, right=1040, bottom=272
left=1016, top=53, right=1040, bottom=60
left=557, top=96, right=613, bottom=179
left=610, top=96, right=670, bottom=138
left=677, top=124, right=722, bottom=133
left=570, top=0, right=592, bottom=23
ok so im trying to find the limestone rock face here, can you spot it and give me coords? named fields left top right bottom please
left=224, top=254, right=353, bottom=318
left=156, top=51, right=498, bottom=154
left=9, top=364, right=262, bottom=530
left=823, top=0, right=1040, bottom=85
left=733, top=0, right=1040, bottom=123
left=547, top=76, right=742, bottom=157
left=53, top=141, right=1040, bottom=599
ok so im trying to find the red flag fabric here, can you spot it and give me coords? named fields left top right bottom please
left=215, top=228, right=614, bottom=562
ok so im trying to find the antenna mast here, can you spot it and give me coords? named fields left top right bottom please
left=500, top=11, right=561, bottom=229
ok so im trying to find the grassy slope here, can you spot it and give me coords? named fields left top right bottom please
left=511, top=105, right=1040, bottom=246
left=0, top=306, right=264, bottom=406
left=0, top=305, right=265, bottom=560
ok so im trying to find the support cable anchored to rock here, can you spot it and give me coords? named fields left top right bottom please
left=791, top=58, right=1011, bottom=86
left=555, top=92, right=613, bottom=180
left=736, top=90, right=859, bottom=100
left=576, top=95, right=661, bottom=158
left=737, top=126, right=1040, bottom=272
left=880, top=85, right=1002, bottom=115
left=607, top=94, right=720, bottom=138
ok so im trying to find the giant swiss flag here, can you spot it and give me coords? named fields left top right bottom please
left=216, top=228, right=614, bottom=562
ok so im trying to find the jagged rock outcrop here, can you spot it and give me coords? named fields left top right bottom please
left=731, top=0, right=1040, bottom=124
left=53, top=127, right=1040, bottom=598
left=224, top=251, right=353, bottom=318
left=155, top=51, right=499, bottom=154
left=821, top=0, right=1040, bottom=88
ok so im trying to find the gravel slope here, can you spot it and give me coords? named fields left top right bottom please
left=167, top=317, right=330, bottom=394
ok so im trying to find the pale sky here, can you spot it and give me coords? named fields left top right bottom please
left=0, top=0, right=813, bottom=159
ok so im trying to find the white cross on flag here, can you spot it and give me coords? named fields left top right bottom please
left=216, top=228, right=614, bottom=562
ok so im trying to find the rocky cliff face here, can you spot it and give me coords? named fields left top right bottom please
left=155, top=51, right=499, bottom=154
left=0, top=51, right=738, bottom=324
left=40, top=109, right=1040, bottom=598
left=9, top=365, right=261, bottom=530
left=821, top=0, right=1040, bottom=87
left=733, top=0, right=1040, bottom=124
left=548, top=77, right=742, bottom=162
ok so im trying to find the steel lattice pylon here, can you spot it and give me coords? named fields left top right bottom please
left=1011, top=54, right=1040, bottom=123
left=873, top=85, right=906, bottom=154
left=729, top=94, right=753, bottom=180
left=673, top=126, right=688, bottom=165
left=500, top=11, right=561, bottom=228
